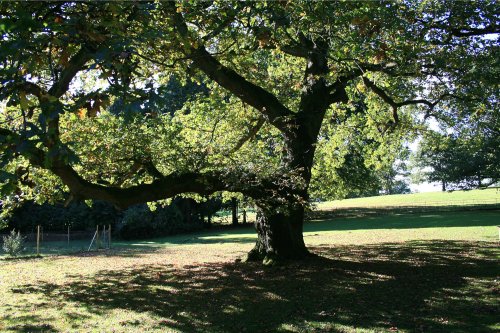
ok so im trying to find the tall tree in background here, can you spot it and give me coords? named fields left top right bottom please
left=0, top=1, right=498, bottom=262
left=413, top=108, right=500, bottom=190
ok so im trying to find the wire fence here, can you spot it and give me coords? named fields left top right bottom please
left=1, top=225, right=112, bottom=257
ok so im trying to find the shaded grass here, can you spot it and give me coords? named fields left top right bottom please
left=1, top=241, right=498, bottom=333
left=1, top=210, right=499, bottom=332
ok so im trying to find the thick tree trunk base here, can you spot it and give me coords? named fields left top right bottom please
left=243, top=205, right=311, bottom=265
left=244, top=246, right=313, bottom=266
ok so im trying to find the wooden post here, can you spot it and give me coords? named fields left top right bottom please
left=67, top=226, right=70, bottom=246
left=231, top=197, right=238, bottom=225
left=96, top=225, right=100, bottom=250
left=36, top=225, right=40, bottom=256
left=108, top=224, right=111, bottom=249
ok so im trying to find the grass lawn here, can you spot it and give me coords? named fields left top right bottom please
left=316, top=188, right=499, bottom=210
left=1, top=210, right=499, bottom=332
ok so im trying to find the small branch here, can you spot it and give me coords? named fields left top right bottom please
left=278, top=44, right=309, bottom=58
left=229, top=116, right=265, bottom=153
left=450, top=25, right=499, bottom=37
left=362, top=77, right=447, bottom=124
left=202, top=16, right=235, bottom=41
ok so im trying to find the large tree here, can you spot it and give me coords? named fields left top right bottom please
left=1, top=1, right=498, bottom=262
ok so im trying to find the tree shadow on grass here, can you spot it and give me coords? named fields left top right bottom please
left=11, top=240, right=499, bottom=333
left=1, top=314, right=56, bottom=333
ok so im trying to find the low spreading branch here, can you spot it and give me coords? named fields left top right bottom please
left=1, top=127, right=301, bottom=209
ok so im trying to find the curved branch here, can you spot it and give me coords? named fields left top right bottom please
left=2, top=127, right=303, bottom=208
left=362, top=77, right=446, bottom=123
left=51, top=164, right=228, bottom=209
left=166, top=2, right=294, bottom=132
left=48, top=45, right=96, bottom=98
left=1, top=127, right=226, bottom=208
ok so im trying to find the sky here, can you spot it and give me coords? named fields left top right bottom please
left=410, top=182, right=442, bottom=193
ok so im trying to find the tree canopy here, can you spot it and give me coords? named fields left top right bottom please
left=1, top=1, right=498, bottom=261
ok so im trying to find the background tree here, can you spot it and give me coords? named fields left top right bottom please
left=413, top=109, right=500, bottom=190
left=0, top=1, right=498, bottom=263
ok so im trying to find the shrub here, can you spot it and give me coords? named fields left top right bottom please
left=119, top=202, right=205, bottom=240
left=2, top=229, right=25, bottom=256
left=154, top=204, right=202, bottom=235
left=119, top=204, right=154, bottom=240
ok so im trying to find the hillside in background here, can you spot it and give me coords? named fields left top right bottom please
left=315, top=188, right=499, bottom=211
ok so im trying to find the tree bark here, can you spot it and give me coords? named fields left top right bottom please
left=245, top=205, right=309, bottom=265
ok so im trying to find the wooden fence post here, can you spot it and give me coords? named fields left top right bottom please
left=36, top=225, right=40, bottom=256
left=102, top=225, right=106, bottom=247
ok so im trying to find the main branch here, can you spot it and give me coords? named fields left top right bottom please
left=166, top=3, right=294, bottom=132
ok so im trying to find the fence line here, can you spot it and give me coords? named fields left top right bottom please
left=0, top=225, right=112, bottom=256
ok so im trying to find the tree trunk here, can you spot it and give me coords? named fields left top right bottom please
left=231, top=197, right=238, bottom=225
left=245, top=205, right=310, bottom=265
left=442, top=181, right=446, bottom=192
left=245, top=38, right=332, bottom=264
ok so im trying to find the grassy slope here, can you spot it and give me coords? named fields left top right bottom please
left=317, top=188, right=499, bottom=209
left=1, top=209, right=499, bottom=333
